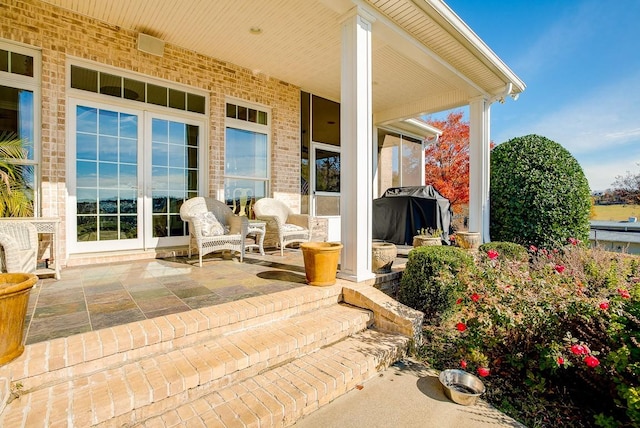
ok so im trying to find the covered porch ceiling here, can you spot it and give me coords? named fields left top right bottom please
left=43, top=0, right=525, bottom=128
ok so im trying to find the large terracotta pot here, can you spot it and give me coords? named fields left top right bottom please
left=0, top=273, right=38, bottom=366
left=300, top=242, right=343, bottom=286
left=372, top=242, right=397, bottom=274
left=455, top=232, right=482, bottom=251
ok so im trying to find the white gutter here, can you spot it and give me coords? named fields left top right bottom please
left=416, top=0, right=526, bottom=94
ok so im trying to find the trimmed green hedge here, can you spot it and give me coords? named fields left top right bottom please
left=490, top=134, right=591, bottom=249
left=398, top=246, right=474, bottom=322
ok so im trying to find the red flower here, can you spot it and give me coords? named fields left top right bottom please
left=471, top=293, right=480, bottom=302
left=568, top=237, right=579, bottom=245
left=456, top=298, right=463, bottom=305
left=554, top=265, right=565, bottom=274
left=477, top=367, right=490, bottom=377
left=570, top=344, right=587, bottom=355
left=599, top=301, right=609, bottom=310
left=460, top=360, right=467, bottom=369
left=584, top=355, right=600, bottom=368
left=529, top=245, right=538, bottom=252
left=557, top=356, right=565, bottom=365
left=618, top=288, right=631, bottom=299
left=456, top=322, right=467, bottom=332
left=487, top=249, right=499, bottom=260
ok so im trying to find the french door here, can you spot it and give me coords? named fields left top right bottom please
left=68, top=99, right=203, bottom=253
left=310, top=142, right=340, bottom=217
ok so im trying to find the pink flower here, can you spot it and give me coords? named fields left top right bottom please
left=529, top=245, right=538, bottom=252
left=557, top=356, right=565, bottom=365
left=471, top=293, right=480, bottom=302
left=487, top=249, right=499, bottom=260
left=568, top=237, right=579, bottom=245
left=477, top=367, right=490, bottom=377
left=599, top=301, right=610, bottom=310
left=460, top=360, right=467, bottom=369
left=584, top=355, right=600, bottom=368
left=554, top=264, right=565, bottom=274
left=570, top=344, right=587, bottom=355
left=456, top=298, right=463, bottom=305
left=618, top=288, right=631, bottom=299
left=456, top=322, right=467, bottom=332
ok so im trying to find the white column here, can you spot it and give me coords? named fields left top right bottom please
left=468, top=96, right=491, bottom=242
left=339, top=9, right=375, bottom=282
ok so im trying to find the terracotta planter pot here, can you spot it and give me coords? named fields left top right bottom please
left=0, top=273, right=38, bottom=366
left=372, top=242, right=397, bottom=274
left=300, top=242, right=343, bottom=286
left=455, top=232, right=482, bottom=250
left=412, top=236, right=442, bottom=247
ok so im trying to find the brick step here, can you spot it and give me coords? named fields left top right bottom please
left=134, top=328, right=411, bottom=427
left=0, top=303, right=373, bottom=427
left=2, top=285, right=344, bottom=396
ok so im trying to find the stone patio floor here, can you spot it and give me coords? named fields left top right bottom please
left=24, top=247, right=408, bottom=345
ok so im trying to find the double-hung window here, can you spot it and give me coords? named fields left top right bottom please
left=224, top=100, right=270, bottom=214
left=0, top=41, right=41, bottom=214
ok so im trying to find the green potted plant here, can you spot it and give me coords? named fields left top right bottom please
left=412, top=227, right=442, bottom=247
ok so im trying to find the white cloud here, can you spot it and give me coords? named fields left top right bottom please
left=582, top=158, right=640, bottom=192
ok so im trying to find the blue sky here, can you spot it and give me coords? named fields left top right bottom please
left=442, top=0, right=640, bottom=192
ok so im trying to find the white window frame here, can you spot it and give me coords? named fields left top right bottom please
left=0, top=40, right=42, bottom=214
left=66, top=58, right=209, bottom=254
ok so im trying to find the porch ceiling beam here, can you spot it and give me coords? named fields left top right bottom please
left=351, top=0, right=491, bottom=98
left=373, top=88, right=468, bottom=125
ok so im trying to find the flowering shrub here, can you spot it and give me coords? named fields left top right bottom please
left=413, top=241, right=640, bottom=427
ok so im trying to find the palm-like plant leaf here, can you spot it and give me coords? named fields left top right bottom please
left=0, top=132, right=33, bottom=217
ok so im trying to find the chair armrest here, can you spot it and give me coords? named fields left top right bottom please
left=287, top=214, right=311, bottom=230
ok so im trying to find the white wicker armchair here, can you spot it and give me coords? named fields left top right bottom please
left=253, top=198, right=312, bottom=256
left=180, top=197, right=248, bottom=266
left=0, top=221, right=38, bottom=274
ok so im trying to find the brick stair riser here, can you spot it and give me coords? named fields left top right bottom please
left=1, top=305, right=372, bottom=427
left=2, top=289, right=343, bottom=395
left=134, top=330, right=411, bottom=428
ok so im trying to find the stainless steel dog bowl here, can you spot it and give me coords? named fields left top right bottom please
left=438, top=369, right=485, bottom=406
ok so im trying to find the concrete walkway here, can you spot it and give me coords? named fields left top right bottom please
left=296, top=359, right=525, bottom=428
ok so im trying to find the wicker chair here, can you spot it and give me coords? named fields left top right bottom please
left=180, top=197, right=248, bottom=267
left=253, top=198, right=312, bottom=256
left=0, top=221, right=38, bottom=274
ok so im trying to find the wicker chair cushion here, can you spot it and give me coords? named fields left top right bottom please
left=197, top=212, right=225, bottom=236
left=281, top=223, right=304, bottom=232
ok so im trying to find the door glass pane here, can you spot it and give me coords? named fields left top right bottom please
left=76, top=105, right=138, bottom=242
left=315, top=149, right=340, bottom=193
left=151, top=118, right=198, bottom=238
left=377, top=132, right=401, bottom=197
left=401, top=138, right=423, bottom=187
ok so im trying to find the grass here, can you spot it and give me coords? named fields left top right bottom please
left=591, top=204, right=640, bottom=221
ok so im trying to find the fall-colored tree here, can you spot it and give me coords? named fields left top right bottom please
left=424, top=111, right=470, bottom=213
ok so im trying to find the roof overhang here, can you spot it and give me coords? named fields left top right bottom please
left=41, top=0, right=525, bottom=122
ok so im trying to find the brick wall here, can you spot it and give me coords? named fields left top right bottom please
left=0, top=0, right=301, bottom=262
